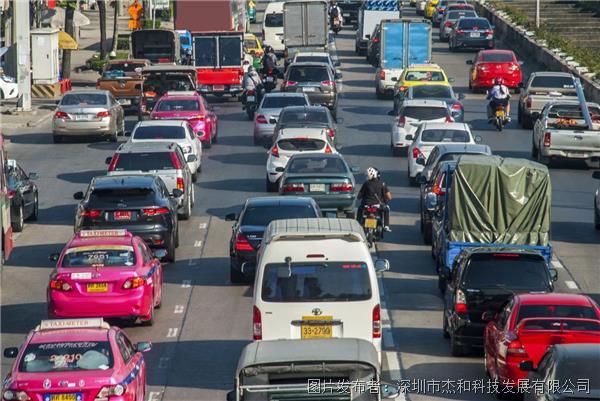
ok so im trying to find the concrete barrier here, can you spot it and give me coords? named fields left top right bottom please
left=474, top=1, right=600, bottom=102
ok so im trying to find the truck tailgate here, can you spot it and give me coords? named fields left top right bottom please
left=445, top=242, right=552, bottom=271
left=197, top=68, right=242, bottom=85
left=97, top=79, right=142, bottom=98
left=549, top=128, right=600, bottom=152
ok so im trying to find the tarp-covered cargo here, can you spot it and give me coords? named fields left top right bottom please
left=448, top=155, right=551, bottom=246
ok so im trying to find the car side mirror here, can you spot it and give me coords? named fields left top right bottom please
left=593, top=171, right=600, bottom=180
left=135, top=84, right=142, bottom=90
left=425, top=193, right=438, bottom=211
left=519, top=360, right=535, bottom=372
left=549, top=268, right=558, bottom=282
left=153, top=249, right=167, bottom=259
left=481, top=311, right=496, bottom=322
left=448, top=77, right=455, bottom=83
left=391, top=77, right=398, bottom=82
left=387, top=110, right=396, bottom=116
left=275, top=167, right=285, bottom=173
left=3, top=347, right=18, bottom=358
left=416, top=157, right=425, bottom=166
left=226, top=391, right=236, bottom=401
left=416, top=175, right=427, bottom=184
left=225, top=213, right=237, bottom=221
left=49, top=253, right=60, bottom=262
left=135, top=341, right=152, bottom=353
left=105, top=157, right=113, bottom=165
left=457, top=93, right=465, bottom=100
left=73, top=191, right=84, bottom=200
left=269, top=117, right=277, bottom=124
left=466, top=60, right=473, bottom=65
left=380, top=383, right=401, bottom=399
left=406, top=134, right=414, bottom=141
left=518, top=60, right=524, bottom=65
left=475, top=135, right=482, bottom=143
left=531, top=112, right=540, bottom=120
left=172, top=189, right=184, bottom=198
left=124, top=131, right=132, bottom=137
left=335, top=72, right=343, bottom=80
left=350, top=166, right=360, bottom=173
left=186, top=154, right=198, bottom=162
left=28, top=172, right=39, bottom=180
left=374, top=259, right=390, bottom=272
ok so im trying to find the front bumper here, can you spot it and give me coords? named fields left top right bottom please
left=304, top=92, right=336, bottom=109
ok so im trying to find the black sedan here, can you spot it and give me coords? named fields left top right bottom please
left=393, top=84, right=465, bottom=121
left=5, top=160, right=39, bottom=232
left=273, top=105, right=338, bottom=145
left=449, top=17, right=495, bottom=51
left=225, top=197, right=321, bottom=283
left=278, top=153, right=358, bottom=218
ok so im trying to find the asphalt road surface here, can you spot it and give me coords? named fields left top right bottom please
left=1, top=5, right=598, bottom=401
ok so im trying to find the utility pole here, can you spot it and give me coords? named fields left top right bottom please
left=14, top=0, right=31, bottom=111
left=536, top=0, right=540, bottom=29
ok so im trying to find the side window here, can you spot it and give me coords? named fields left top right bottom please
left=498, top=300, right=513, bottom=329
left=136, top=241, right=151, bottom=264
left=176, top=149, right=187, bottom=168
left=186, top=123, right=195, bottom=139
left=116, top=333, right=132, bottom=363
left=426, top=148, right=438, bottom=166
left=142, top=242, right=153, bottom=263
left=122, top=333, right=137, bottom=356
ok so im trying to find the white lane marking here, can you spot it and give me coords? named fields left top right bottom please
left=158, top=357, right=170, bottom=368
left=188, top=258, right=197, bottom=266
left=565, top=280, right=578, bottom=290
left=194, top=240, right=203, bottom=247
left=198, top=222, right=207, bottom=229
left=166, top=327, right=179, bottom=338
left=551, top=260, right=564, bottom=269
left=181, top=280, right=191, bottom=288
left=148, top=391, right=161, bottom=401
left=13, top=233, right=21, bottom=241
left=174, top=305, right=184, bottom=314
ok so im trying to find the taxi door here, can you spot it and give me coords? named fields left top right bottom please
left=115, top=331, right=146, bottom=401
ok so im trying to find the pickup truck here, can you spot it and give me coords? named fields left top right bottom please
left=96, top=59, right=149, bottom=110
left=518, top=72, right=578, bottom=129
left=532, top=100, right=600, bottom=168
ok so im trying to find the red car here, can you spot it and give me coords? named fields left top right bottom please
left=150, top=91, right=219, bottom=148
left=484, top=293, right=600, bottom=387
left=467, top=49, right=523, bottom=92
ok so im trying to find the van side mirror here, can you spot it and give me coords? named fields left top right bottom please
left=475, top=135, right=482, bottom=143
left=124, top=131, right=132, bottom=137
left=73, top=191, right=84, bottom=200
left=519, top=360, right=534, bottom=372
left=405, top=134, right=414, bottom=141
left=549, top=268, right=558, bottom=282
left=416, top=157, right=425, bottom=166
left=374, top=259, right=390, bottom=272
left=225, top=213, right=237, bottom=221
left=135, top=341, right=152, bottom=353
left=3, top=347, right=18, bottom=358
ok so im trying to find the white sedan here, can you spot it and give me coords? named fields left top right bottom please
left=407, top=122, right=481, bottom=185
left=0, top=75, right=18, bottom=100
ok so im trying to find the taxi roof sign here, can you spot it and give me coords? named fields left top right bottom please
left=36, top=318, right=110, bottom=331
left=78, top=229, right=129, bottom=238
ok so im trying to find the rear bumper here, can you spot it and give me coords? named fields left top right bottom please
left=541, top=148, right=600, bottom=160
left=294, top=194, right=355, bottom=212
left=472, top=75, right=521, bottom=89
left=453, top=38, right=495, bottom=49
left=254, top=123, right=276, bottom=139
left=230, top=252, right=257, bottom=275
left=451, top=315, right=485, bottom=347
left=53, top=120, right=114, bottom=135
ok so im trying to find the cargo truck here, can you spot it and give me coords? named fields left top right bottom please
left=130, top=29, right=182, bottom=64
left=374, top=19, right=431, bottom=99
left=355, top=0, right=401, bottom=56
left=174, top=0, right=246, bottom=97
left=283, top=0, right=329, bottom=66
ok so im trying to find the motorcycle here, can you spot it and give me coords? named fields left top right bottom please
left=492, top=103, right=509, bottom=132
left=360, top=204, right=384, bottom=248
left=331, top=17, right=342, bottom=34
left=244, top=89, right=258, bottom=120
left=262, top=69, right=277, bottom=93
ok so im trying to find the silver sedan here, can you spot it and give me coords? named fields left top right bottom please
left=253, top=92, right=310, bottom=145
left=52, top=89, right=125, bottom=143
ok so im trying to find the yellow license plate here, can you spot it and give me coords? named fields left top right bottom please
left=364, top=218, right=377, bottom=229
left=301, top=315, right=333, bottom=339
left=496, top=110, right=505, bottom=117
left=51, top=394, right=77, bottom=401
left=87, top=282, right=108, bottom=292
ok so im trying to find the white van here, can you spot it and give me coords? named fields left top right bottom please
left=252, top=218, right=389, bottom=358
left=262, top=1, right=285, bottom=54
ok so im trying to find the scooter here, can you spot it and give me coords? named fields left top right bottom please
left=360, top=204, right=384, bottom=248
left=262, top=69, right=277, bottom=93
left=492, top=103, right=509, bottom=132
left=331, top=17, right=342, bottom=34
left=244, top=89, right=258, bottom=120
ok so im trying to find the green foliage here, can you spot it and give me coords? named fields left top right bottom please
left=85, top=51, right=129, bottom=72
left=117, top=35, right=130, bottom=51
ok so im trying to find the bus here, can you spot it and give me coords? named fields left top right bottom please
left=0, top=133, right=13, bottom=264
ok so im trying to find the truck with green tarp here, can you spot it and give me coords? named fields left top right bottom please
left=430, top=155, right=552, bottom=290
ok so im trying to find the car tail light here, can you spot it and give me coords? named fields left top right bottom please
left=80, top=209, right=102, bottom=218
left=7, top=190, right=15, bottom=199
left=270, top=144, right=279, bottom=157
left=526, top=98, right=532, bottom=109
left=444, top=21, right=454, bottom=27
left=321, top=80, right=335, bottom=87
left=433, top=173, right=446, bottom=195
left=324, top=144, right=332, bottom=154
left=54, top=111, right=70, bottom=120
left=378, top=70, right=385, bottom=79
left=445, top=115, right=454, bottom=122
left=247, top=90, right=255, bottom=95
left=169, top=152, right=183, bottom=169
left=477, top=64, right=489, bottom=72
left=142, top=207, right=169, bottom=216
left=96, top=110, right=111, bottom=118
left=373, top=37, right=379, bottom=43
left=2, top=390, right=31, bottom=401
left=50, top=279, right=72, bottom=291
left=455, top=29, right=464, bottom=35
left=235, top=233, right=254, bottom=252
left=543, top=132, right=551, bottom=147
left=412, top=147, right=423, bottom=159
left=484, top=30, right=493, bottom=36
left=107, top=154, right=119, bottom=172
left=123, top=277, right=145, bottom=289
left=330, top=183, right=353, bottom=192
left=507, top=340, right=529, bottom=357
left=158, top=57, right=171, bottom=63
left=282, top=183, right=305, bottom=193
left=253, top=305, right=262, bottom=340
left=285, top=81, right=297, bottom=87
left=372, top=304, right=381, bottom=339
left=256, top=114, right=268, bottom=124
left=397, top=115, right=406, bottom=128
left=509, top=63, right=520, bottom=71
left=96, top=384, right=126, bottom=400
left=367, top=206, right=379, bottom=213
left=176, top=177, right=184, bottom=191
left=455, top=289, right=467, bottom=313
left=451, top=103, right=463, bottom=111
left=326, top=128, right=335, bottom=139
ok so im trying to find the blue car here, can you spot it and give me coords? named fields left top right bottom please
left=176, top=30, right=192, bottom=61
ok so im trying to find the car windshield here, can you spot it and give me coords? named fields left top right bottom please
left=61, top=93, right=107, bottom=106
left=412, top=85, right=453, bottom=99
left=113, top=152, right=177, bottom=171
left=481, top=53, right=514, bottom=62
left=517, top=304, right=599, bottom=324
left=403, top=106, right=448, bottom=120
left=531, top=76, right=575, bottom=89
left=62, top=246, right=136, bottom=267
left=463, top=254, right=549, bottom=290
left=439, top=152, right=484, bottom=162
left=287, top=156, right=346, bottom=174
left=261, top=96, right=308, bottom=109
left=105, top=62, right=144, bottom=72
left=265, top=12, right=283, bottom=27
left=241, top=205, right=318, bottom=226
left=277, top=138, right=326, bottom=151
left=89, top=187, right=155, bottom=203
left=288, top=66, right=330, bottom=82
left=262, top=262, right=372, bottom=302
left=421, top=129, right=470, bottom=142
left=404, top=71, right=446, bottom=82
left=133, top=126, right=186, bottom=140
left=280, top=110, right=329, bottom=124
left=457, top=18, right=490, bottom=30
left=19, top=341, right=114, bottom=372
left=448, top=10, right=476, bottom=20
left=296, top=56, right=330, bottom=65
left=244, top=39, right=258, bottom=48
left=144, top=75, right=194, bottom=95
left=155, top=99, right=200, bottom=112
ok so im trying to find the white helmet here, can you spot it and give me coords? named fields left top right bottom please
left=365, top=167, right=378, bottom=181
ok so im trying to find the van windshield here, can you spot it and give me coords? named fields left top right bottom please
left=463, top=254, right=549, bottom=290
left=262, top=262, right=372, bottom=302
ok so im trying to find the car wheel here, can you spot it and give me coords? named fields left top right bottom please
left=190, top=184, right=195, bottom=209
left=253, top=136, right=260, bottom=146
left=52, top=134, right=62, bottom=143
left=595, top=200, right=600, bottom=229
left=442, top=311, right=450, bottom=338
left=423, top=222, right=432, bottom=245
left=141, top=296, right=155, bottom=326
left=531, top=142, right=538, bottom=159
left=536, top=147, right=551, bottom=166
left=375, top=86, right=384, bottom=100
left=522, top=113, right=533, bottom=130
left=517, top=105, right=523, bottom=124
left=165, top=234, right=176, bottom=262
left=178, top=194, right=192, bottom=220
left=438, top=273, right=446, bottom=293
left=12, top=203, right=25, bottom=232
left=29, top=193, right=39, bottom=221
left=266, top=176, right=278, bottom=192
left=230, top=262, right=246, bottom=284
left=192, top=172, right=198, bottom=183
left=408, top=171, right=418, bottom=186
left=204, top=135, right=212, bottom=149
left=109, top=131, right=118, bottom=142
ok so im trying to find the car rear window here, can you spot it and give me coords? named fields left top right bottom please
left=244, top=39, right=258, bottom=48
left=421, top=129, right=470, bottom=142
left=262, top=96, right=308, bottom=109
left=295, top=56, right=330, bottom=65
left=19, top=341, right=114, bottom=372
left=480, top=52, right=514, bottom=62
left=61, top=93, right=107, bottom=106
left=261, top=262, right=372, bottom=302
left=412, top=85, right=452, bottom=99
left=90, top=188, right=155, bottom=203
left=105, top=62, right=144, bottom=72
left=277, top=138, right=326, bottom=151
left=448, top=10, right=476, bottom=20
left=531, top=76, right=575, bottom=89
left=463, top=254, right=549, bottom=290
left=280, top=110, right=329, bottom=124
left=62, top=246, right=136, bottom=267
left=288, top=66, right=330, bottom=82
left=404, top=71, right=446, bottom=82
left=133, top=126, right=186, bottom=140
left=457, top=18, right=490, bottom=30
left=113, top=152, right=177, bottom=171
left=440, top=152, right=485, bottom=162
left=403, top=106, right=448, bottom=120
left=155, top=99, right=200, bottom=112
left=517, top=305, right=599, bottom=324
left=265, top=12, right=283, bottom=27
left=241, top=205, right=318, bottom=226
left=288, top=156, right=346, bottom=174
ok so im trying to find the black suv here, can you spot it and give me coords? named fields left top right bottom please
left=225, top=197, right=320, bottom=283
left=443, top=248, right=557, bottom=356
left=73, top=175, right=180, bottom=262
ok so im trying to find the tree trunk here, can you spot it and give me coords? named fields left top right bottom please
left=111, top=0, right=119, bottom=53
left=61, top=3, right=76, bottom=79
left=98, top=0, right=107, bottom=59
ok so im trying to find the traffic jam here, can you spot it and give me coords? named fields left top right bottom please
left=1, top=0, right=599, bottom=401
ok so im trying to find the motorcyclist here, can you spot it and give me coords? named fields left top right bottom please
left=486, top=78, right=511, bottom=121
left=261, top=46, right=277, bottom=74
left=357, top=167, right=392, bottom=232
left=242, top=65, right=262, bottom=107
left=329, top=0, right=342, bottom=29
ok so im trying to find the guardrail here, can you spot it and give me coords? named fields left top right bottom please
left=473, top=0, right=600, bottom=102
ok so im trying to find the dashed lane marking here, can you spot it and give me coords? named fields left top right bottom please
left=551, top=260, right=564, bottom=269
left=174, top=305, right=184, bottom=314
left=198, top=222, right=207, bottom=229
left=188, top=258, right=197, bottom=266
left=194, top=240, right=203, bottom=247
left=147, top=391, right=161, bottom=401
left=181, top=280, right=192, bottom=288
left=565, top=280, right=578, bottom=290
left=166, top=327, right=179, bottom=338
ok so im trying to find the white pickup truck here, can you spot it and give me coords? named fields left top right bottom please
left=531, top=100, right=600, bottom=168
left=518, top=72, right=578, bottom=129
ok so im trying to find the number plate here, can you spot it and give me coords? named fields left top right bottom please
left=470, top=32, right=481, bottom=38
left=303, top=87, right=316, bottom=92
left=310, top=183, right=326, bottom=192
left=301, top=315, right=333, bottom=339
left=343, top=13, right=350, bottom=16
left=364, top=218, right=378, bottom=229
left=496, top=110, right=505, bottom=117
left=75, top=114, right=93, bottom=120
left=247, top=95, right=255, bottom=101
left=213, top=85, right=225, bottom=91
left=48, top=394, right=79, bottom=401
left=118, top=99, right=131, bottom=106
left=114, top=211, right=131, bottom=220
left=87, top=283, right=108, bottom=292
left=266, top=76, right=274, bottom=82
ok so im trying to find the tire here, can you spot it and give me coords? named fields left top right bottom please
left=204, top=134, right=212, bottom=149
left=266, top=176, right=278, bottom=192
left=192, top=172, right=198, bottom=183
left=595, top=201, right=600, bottom=230
left=178, top=193, right=192, bottom=220
left=522, top=113, right=533, bottom=129
left=536, top=148, right=551, bottom=166
left=408, top=173, right=417, bottom=187
left=375, top=86, right=384, bottom=100
left=450, top=334, right=465, bottom=356
left=442, top=312, right=450, bottom=339
left=438, top=273, right=446, bottom=293
left=108, top=131, right=118, bottom=142
left=253, top=136, right=260, bottom=146
left=52, top=134, right=62, bottom=144
left=29, top=193, right=39, bottom=221
left=0, top=89, right=4, bottom=100
left=496, top=118, right=503, bottom=132
left=141, top=296, right=155, bottom=326
left=423, top=221, right=432, bottom=245
left=165, top=234, right=176, bottom=263
left=12, top=204, right=25, bottom=232
left=230, top=263, right=246, bottom=284
left=531, top=143, right=538, bottom=159
left=391, top=145, right=403, bottom=157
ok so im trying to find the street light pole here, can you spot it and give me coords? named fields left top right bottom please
left=13, top=0, right=31, bottom=111
left=536, top=0, right=540, bottom=28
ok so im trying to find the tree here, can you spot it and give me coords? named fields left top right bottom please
left=110, top=0, right=119, bottom=53
left=60, top=1, right=77, bottom=79
left=97, top=0, right=107, bottom=59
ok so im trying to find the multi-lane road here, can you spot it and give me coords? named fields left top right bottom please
left=2, top=4, right=599, bottom=401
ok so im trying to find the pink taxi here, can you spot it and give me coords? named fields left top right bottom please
left=149, top=91, right=219, bottom=148
left=2, top=318, right=151, bottom=401
left=47, top=230, right=164, bottom=326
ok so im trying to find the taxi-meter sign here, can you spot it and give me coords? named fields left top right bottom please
left=39, top=318, right=107, bottom=331
left=79, top=229, right=128, bottom=238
